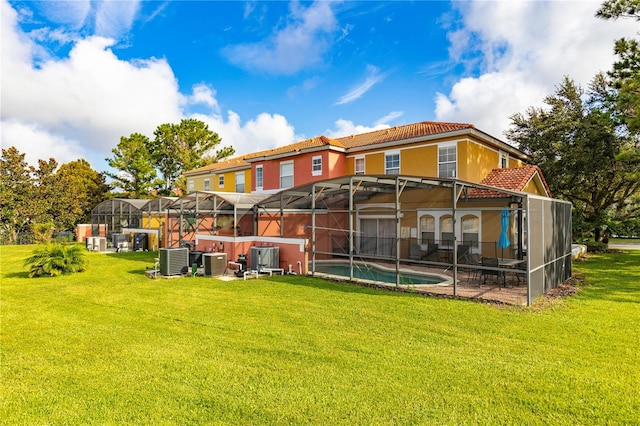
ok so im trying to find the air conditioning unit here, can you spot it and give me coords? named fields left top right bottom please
left=85, top=236, right=94, bottom=251
left=112, top=233, right=128, bottom=248
left=250, top=246, right=279, bottom=270
left=94, top=237, right=107, bottom=252
left=159, top=247, right=189, bottom=276
left=203, top=253, right=227, bottom=276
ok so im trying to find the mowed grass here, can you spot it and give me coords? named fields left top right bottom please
left=1, top=245, right=639, bottom=424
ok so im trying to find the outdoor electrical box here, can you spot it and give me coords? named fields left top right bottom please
left=133, top=233, right=148, bottom=251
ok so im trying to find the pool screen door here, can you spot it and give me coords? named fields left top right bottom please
left=360, top=218, right=396, bottom=257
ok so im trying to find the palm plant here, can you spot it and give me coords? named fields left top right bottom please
left=24, top=244, right=86, bottom=277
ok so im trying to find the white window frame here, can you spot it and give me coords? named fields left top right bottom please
left=235, top=171, right=245, bottom=193
left=312, top=155, right=322, bottom=176
left=218, top=174, right=224, bottom=188
left=417, top=210, right=482, bottom=254
left=280, top=160, right=294, bottom=189
left=255, top=165, right=263, bottom=191
left=499, top=150, right=509, bottom=168
left=461, top=214, right=480, bottom=249
left=385, top=150, right=400, bottom=175
left=438, top=143, right=457, bottom=178
left=355, top=156, right=365, bottom=175
left=187, top=180, right=194, bottom=193
left=203, top=179, right=210, bottom=191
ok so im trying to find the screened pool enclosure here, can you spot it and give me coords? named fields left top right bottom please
left=257, top=175, right=572, bottom=306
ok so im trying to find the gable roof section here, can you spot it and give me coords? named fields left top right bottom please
left=183, top=156, right=250, bottom=176
left=243, top=136, right=345, bottom=162
left=469, top=166, right=552, bottom=198
left=336, top=121, right=475, bottom=149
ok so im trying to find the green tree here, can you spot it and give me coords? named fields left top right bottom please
left=150, top=119, right=234, bottom=194
left=0, top=147, right=37, bottom=243
left=506, top=75, right=640, bottom=241
left=597, top=0, right=640, bottom=133
left=105, top=133, right=157, bottom=198
left=32, top=158, right=60, bottom=226
left=596, top=0, right=639, bottom=20
left=55, top=159, right=110, bottom=230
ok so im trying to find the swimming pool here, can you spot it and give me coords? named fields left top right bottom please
left=311, top=261, right=447, bottom=285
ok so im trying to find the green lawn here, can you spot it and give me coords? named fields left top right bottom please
left=1, top=245, right=639, bottom=424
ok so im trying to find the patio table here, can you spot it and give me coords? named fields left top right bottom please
left=498, top=258, right=525, bottom=286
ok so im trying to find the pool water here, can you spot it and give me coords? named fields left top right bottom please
left=312, top=262, right=445, bottom=285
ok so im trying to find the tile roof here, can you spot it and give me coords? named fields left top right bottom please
left=336, top=121, right=475, bottom=148
left=243, top=136, right=344, bottom=161
left=183, top=156, right=250, bottom=175
left=183, top=120, right=513, bottom=175
left=469, top=165, right=551, bottom=198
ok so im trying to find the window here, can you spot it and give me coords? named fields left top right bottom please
left=513, top=208, right=527, bottom=251
left=440, top=215, right=454, bottom=247
left=420, top=215, right=435, bottom=244
left=280, top=161, right=294, bottom=188
left=355, top=156, right=365, bottom=175
left=500, top=151, right=508, bottom=168
left=187, top=180, right=194, bottom=193
left=438, top=145, right=457, bottom=178
left=255, top=165, right=263, bottom=191
left=312, top=155, right=322, bottom=176
left=204, top=179, right=210, bottom=191
left=385, top=151, right=400, bottom=175
left=218, top=175, right=224, bottom=188
left=235, top=172, right=245, bottom=193
left=461, top=215, right=479, bottom=248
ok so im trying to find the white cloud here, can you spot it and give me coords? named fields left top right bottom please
left=435, top=0, right=639, bottom=140
left=0, top=119, right=85, bottom=166
left=222, top=1, right=338, bottom=75
left=35, top=0, right=91, bottom=29
left=187, top=84, right=221, bottom=114
left=94, top=0, right=141, bottom=39
left=1, top=0, right=307, bottom=174
left=335, top=65, right=386, bottom=105
left=324, top=119, right=390, bottom=139
left=192, top=110, right=299, bottom=156
left=1, top=0, right=180, bottom=169
left=375, top=111, right=403, bottom=126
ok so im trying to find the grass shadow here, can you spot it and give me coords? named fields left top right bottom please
left=105, top=251, right=158, bottom=264
left=4, top=271, right=30, bottom=279
left=573, top=252, right=640, bottom=304
left=265, top=274, right=413, bottom=297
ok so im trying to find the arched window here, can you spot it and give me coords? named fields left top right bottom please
left=462, top=215, right=479, bottom=249
left=420, top=215, right=435, bottom=244
left=440, top=215, right=454, bottom=247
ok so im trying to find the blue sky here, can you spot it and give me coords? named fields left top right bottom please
left=1, top=0, right=638, bottom=174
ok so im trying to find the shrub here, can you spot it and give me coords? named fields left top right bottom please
left=32, top=222, right=55, bottom=244
left=24, top=243, right=86, bottom=278
left=584, top=241, right=608, bottom=253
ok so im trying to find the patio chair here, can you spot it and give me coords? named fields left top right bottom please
left=481, top=257, right=502, bottom=286
left=424, top=243, right=439, bottom=261
left=409, top=243, right=422, bottom=261
left=461, top=253, right=481, bottom=283
left=457, top=244, right=470, bottom=261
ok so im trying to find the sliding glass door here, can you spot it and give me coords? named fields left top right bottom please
left=359, top=218, right=396, bottom=257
